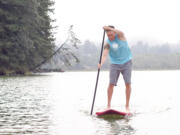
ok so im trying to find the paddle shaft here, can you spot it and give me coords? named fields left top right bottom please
left=90, top=30, right=106, bottom=115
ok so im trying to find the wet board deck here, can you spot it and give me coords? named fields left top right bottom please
left=96, top=109, right=131, bottom=117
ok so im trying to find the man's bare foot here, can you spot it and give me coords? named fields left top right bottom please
left=106, top=106, right=111, bottom=110
left=126, top=107, right=130, bottom=113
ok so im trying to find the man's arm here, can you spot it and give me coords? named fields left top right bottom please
left=98, top=43, right=109, bottom=69
left=103, top=26, right=126, bottom=40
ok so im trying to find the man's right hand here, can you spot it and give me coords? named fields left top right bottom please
left=103, top=26, right=113, bottom=31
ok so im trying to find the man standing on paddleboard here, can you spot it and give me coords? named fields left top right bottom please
left=98, top=25, right=132, bottom=113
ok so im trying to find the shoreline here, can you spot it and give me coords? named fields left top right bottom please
left=1, top=69, right=180, bottom=77
left=0, top=69, right=64, bottom=77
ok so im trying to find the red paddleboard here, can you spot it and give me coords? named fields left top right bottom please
left=96, top=109, right=131, bottom=116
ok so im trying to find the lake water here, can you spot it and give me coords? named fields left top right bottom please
left=0, top=71, right=180, bottom=135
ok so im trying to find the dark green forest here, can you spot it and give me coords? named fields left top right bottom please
left=0, top=0, right=55, bottom=75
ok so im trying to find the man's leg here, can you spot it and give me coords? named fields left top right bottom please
left=122, top=60, right=132, bottom=113
left=108, top=64, right=120, bottom=109
left=107, top=84, right=115, bottom=109
left=125, top=83, right=131, bottom=112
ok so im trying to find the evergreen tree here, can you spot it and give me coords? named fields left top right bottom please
left=0, top=0, right=55, bottom=75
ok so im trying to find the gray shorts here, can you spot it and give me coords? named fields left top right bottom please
left=110, top=60, right=132, bottom=86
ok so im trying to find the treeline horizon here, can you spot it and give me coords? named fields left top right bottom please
left=54, top=40, right=180, bottom=71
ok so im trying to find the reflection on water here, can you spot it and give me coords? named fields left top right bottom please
left=94, top=118, right=135, bottom=135
left=0, top=71, right=180, bottom=135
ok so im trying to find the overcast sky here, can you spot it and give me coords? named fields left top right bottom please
left=53, top=0, right=180, bottom=45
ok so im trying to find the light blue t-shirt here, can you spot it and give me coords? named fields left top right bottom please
left=107, top=34, right=132, bottom=64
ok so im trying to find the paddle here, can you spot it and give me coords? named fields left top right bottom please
left=90, top=30, right=106, bottom=115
